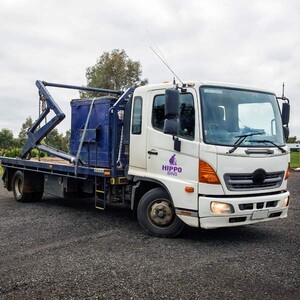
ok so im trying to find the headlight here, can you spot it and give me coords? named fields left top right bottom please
left=283, top=197, right=290, bottom=207
left=211, top=201, right=234, bottom=214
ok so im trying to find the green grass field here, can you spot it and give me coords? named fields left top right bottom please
left=290, top=151, right=300, bottom=168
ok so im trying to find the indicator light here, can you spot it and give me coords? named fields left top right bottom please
left=199, top=160, right=220, bottom=184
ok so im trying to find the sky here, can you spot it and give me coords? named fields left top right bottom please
left=0, top=0, right=299, bottom=139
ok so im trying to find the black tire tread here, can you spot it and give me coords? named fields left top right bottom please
left=12, top=171, right=42, bottom=203
left=137, top=187, right=184, bottom=238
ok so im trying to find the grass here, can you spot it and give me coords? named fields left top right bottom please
left=290, top=151, right=300, bottom=168
left=0, top=166, right=3, bottom=176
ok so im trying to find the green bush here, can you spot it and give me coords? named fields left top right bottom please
left=0, top=148, right=47, bottom=159
left=31, top=149, right=47, bottom=158
left=3, top=148, right=21, bottom=158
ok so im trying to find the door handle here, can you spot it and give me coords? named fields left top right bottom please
left=148, top=150, right=158, bottom=155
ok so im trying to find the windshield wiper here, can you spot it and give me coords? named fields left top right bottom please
left=247, top=139, right=286, bottom=153
left=228, top=132, right=264, bottom=154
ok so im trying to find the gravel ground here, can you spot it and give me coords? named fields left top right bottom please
left=0, top=173, right=299, bottom=300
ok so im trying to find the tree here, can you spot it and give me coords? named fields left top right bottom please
left=44, top=129, right=69, bottom=153
left=63, top=130, right=71, bottom=153
left=80, top=49, right=148, bottom=98
left=0, top=128, right=14, bottom=150
left=287, top=136, right=298, bottom=143
left=18, top=116, right=33, bottom=146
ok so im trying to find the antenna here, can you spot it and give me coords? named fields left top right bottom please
left=147, top=30, right=168, bottom=64
left=276, top=81, right=289, bottom=103
left=150, top=46, right=184, bottom=85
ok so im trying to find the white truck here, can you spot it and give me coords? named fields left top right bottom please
left=1, top=80, right=291, bottom=237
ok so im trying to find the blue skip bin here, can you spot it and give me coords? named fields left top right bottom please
left=70, top=97, right=127, bottom=168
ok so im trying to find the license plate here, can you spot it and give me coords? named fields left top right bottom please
left=251, top=210, right=269, bottom=220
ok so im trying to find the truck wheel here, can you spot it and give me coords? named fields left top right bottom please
left=12, top=171, right=33, bottom=202
left=137, top=187, right=184, bottom=238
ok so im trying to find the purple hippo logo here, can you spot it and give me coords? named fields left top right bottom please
left=162, top=154, right=183, bottom=176
left=169, top=154, right=177, bottom=166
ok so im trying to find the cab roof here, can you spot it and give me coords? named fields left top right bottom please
left=134, top=81, right=274, bottom=95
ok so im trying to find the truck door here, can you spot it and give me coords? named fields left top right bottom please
left=129, top=95, right=147, bottom=170
left=146, top=89, right=200, bottom=211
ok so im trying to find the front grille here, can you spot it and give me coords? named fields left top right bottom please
left=224, top=171, right=284, bottom=191
left=239, top=201, right=279, bottom=211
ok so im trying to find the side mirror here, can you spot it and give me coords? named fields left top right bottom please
left=165, top=88, right=180, bottom=118
left=164, top=119, right=179, bottom=135
left=163, top=89, right=180, bottom=136
left=283, top=126, right=289, bottom=141
left=282, top=102, right=290, bottom=125
left=163, top=89, right=181, bottom=151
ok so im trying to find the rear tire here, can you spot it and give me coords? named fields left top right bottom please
left=137, top=187, right=184, bottom=238
left=12, top=171, right=42, bottom=202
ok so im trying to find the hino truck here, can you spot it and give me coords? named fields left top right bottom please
left=0, top=80, right=291, bottom=237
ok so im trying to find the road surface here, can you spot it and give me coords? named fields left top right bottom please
left=0, top=173, right=299, bottom=299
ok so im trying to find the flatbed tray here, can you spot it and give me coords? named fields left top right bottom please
left=0, top=156, right=121, bottom=178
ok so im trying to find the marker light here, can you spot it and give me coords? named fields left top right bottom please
left=185, top=186, right=194, bottom=193
left=211, top=201, right=234, bottom=214
left=180, top=211, right=192, bottom=216
left=199, top=160, right=221, bottom=184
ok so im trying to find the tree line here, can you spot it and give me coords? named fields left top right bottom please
left=287, top=136, right=299, bottom=143
left=0, top=116, right=70, bottom=158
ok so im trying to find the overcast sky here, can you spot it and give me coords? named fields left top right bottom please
left=0, top=0, right=299, bottom=139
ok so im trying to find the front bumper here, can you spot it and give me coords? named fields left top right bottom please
left=198, top=191, right=290, bottom=229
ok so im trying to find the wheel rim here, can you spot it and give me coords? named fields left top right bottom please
left=14, top=177, right=23, bottom=199
left=148, top=199, right=175, bottom=227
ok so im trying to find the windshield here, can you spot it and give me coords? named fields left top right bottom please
left=200, top=87, right=285, bottom=147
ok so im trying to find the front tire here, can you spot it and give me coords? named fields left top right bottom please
left=137, top=187, right=184, bottom=238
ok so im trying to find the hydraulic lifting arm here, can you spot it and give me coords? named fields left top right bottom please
left=19, top=80, right=123, bottom=164
left=19, top=80, right=66, bottom=159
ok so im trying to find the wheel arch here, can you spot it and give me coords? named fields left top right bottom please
left=131, top=176, right=172, bottom=211
left=5, top=168, right=44, bottom=193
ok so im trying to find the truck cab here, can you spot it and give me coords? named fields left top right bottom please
left=129, top=81, right=290, bottom=236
